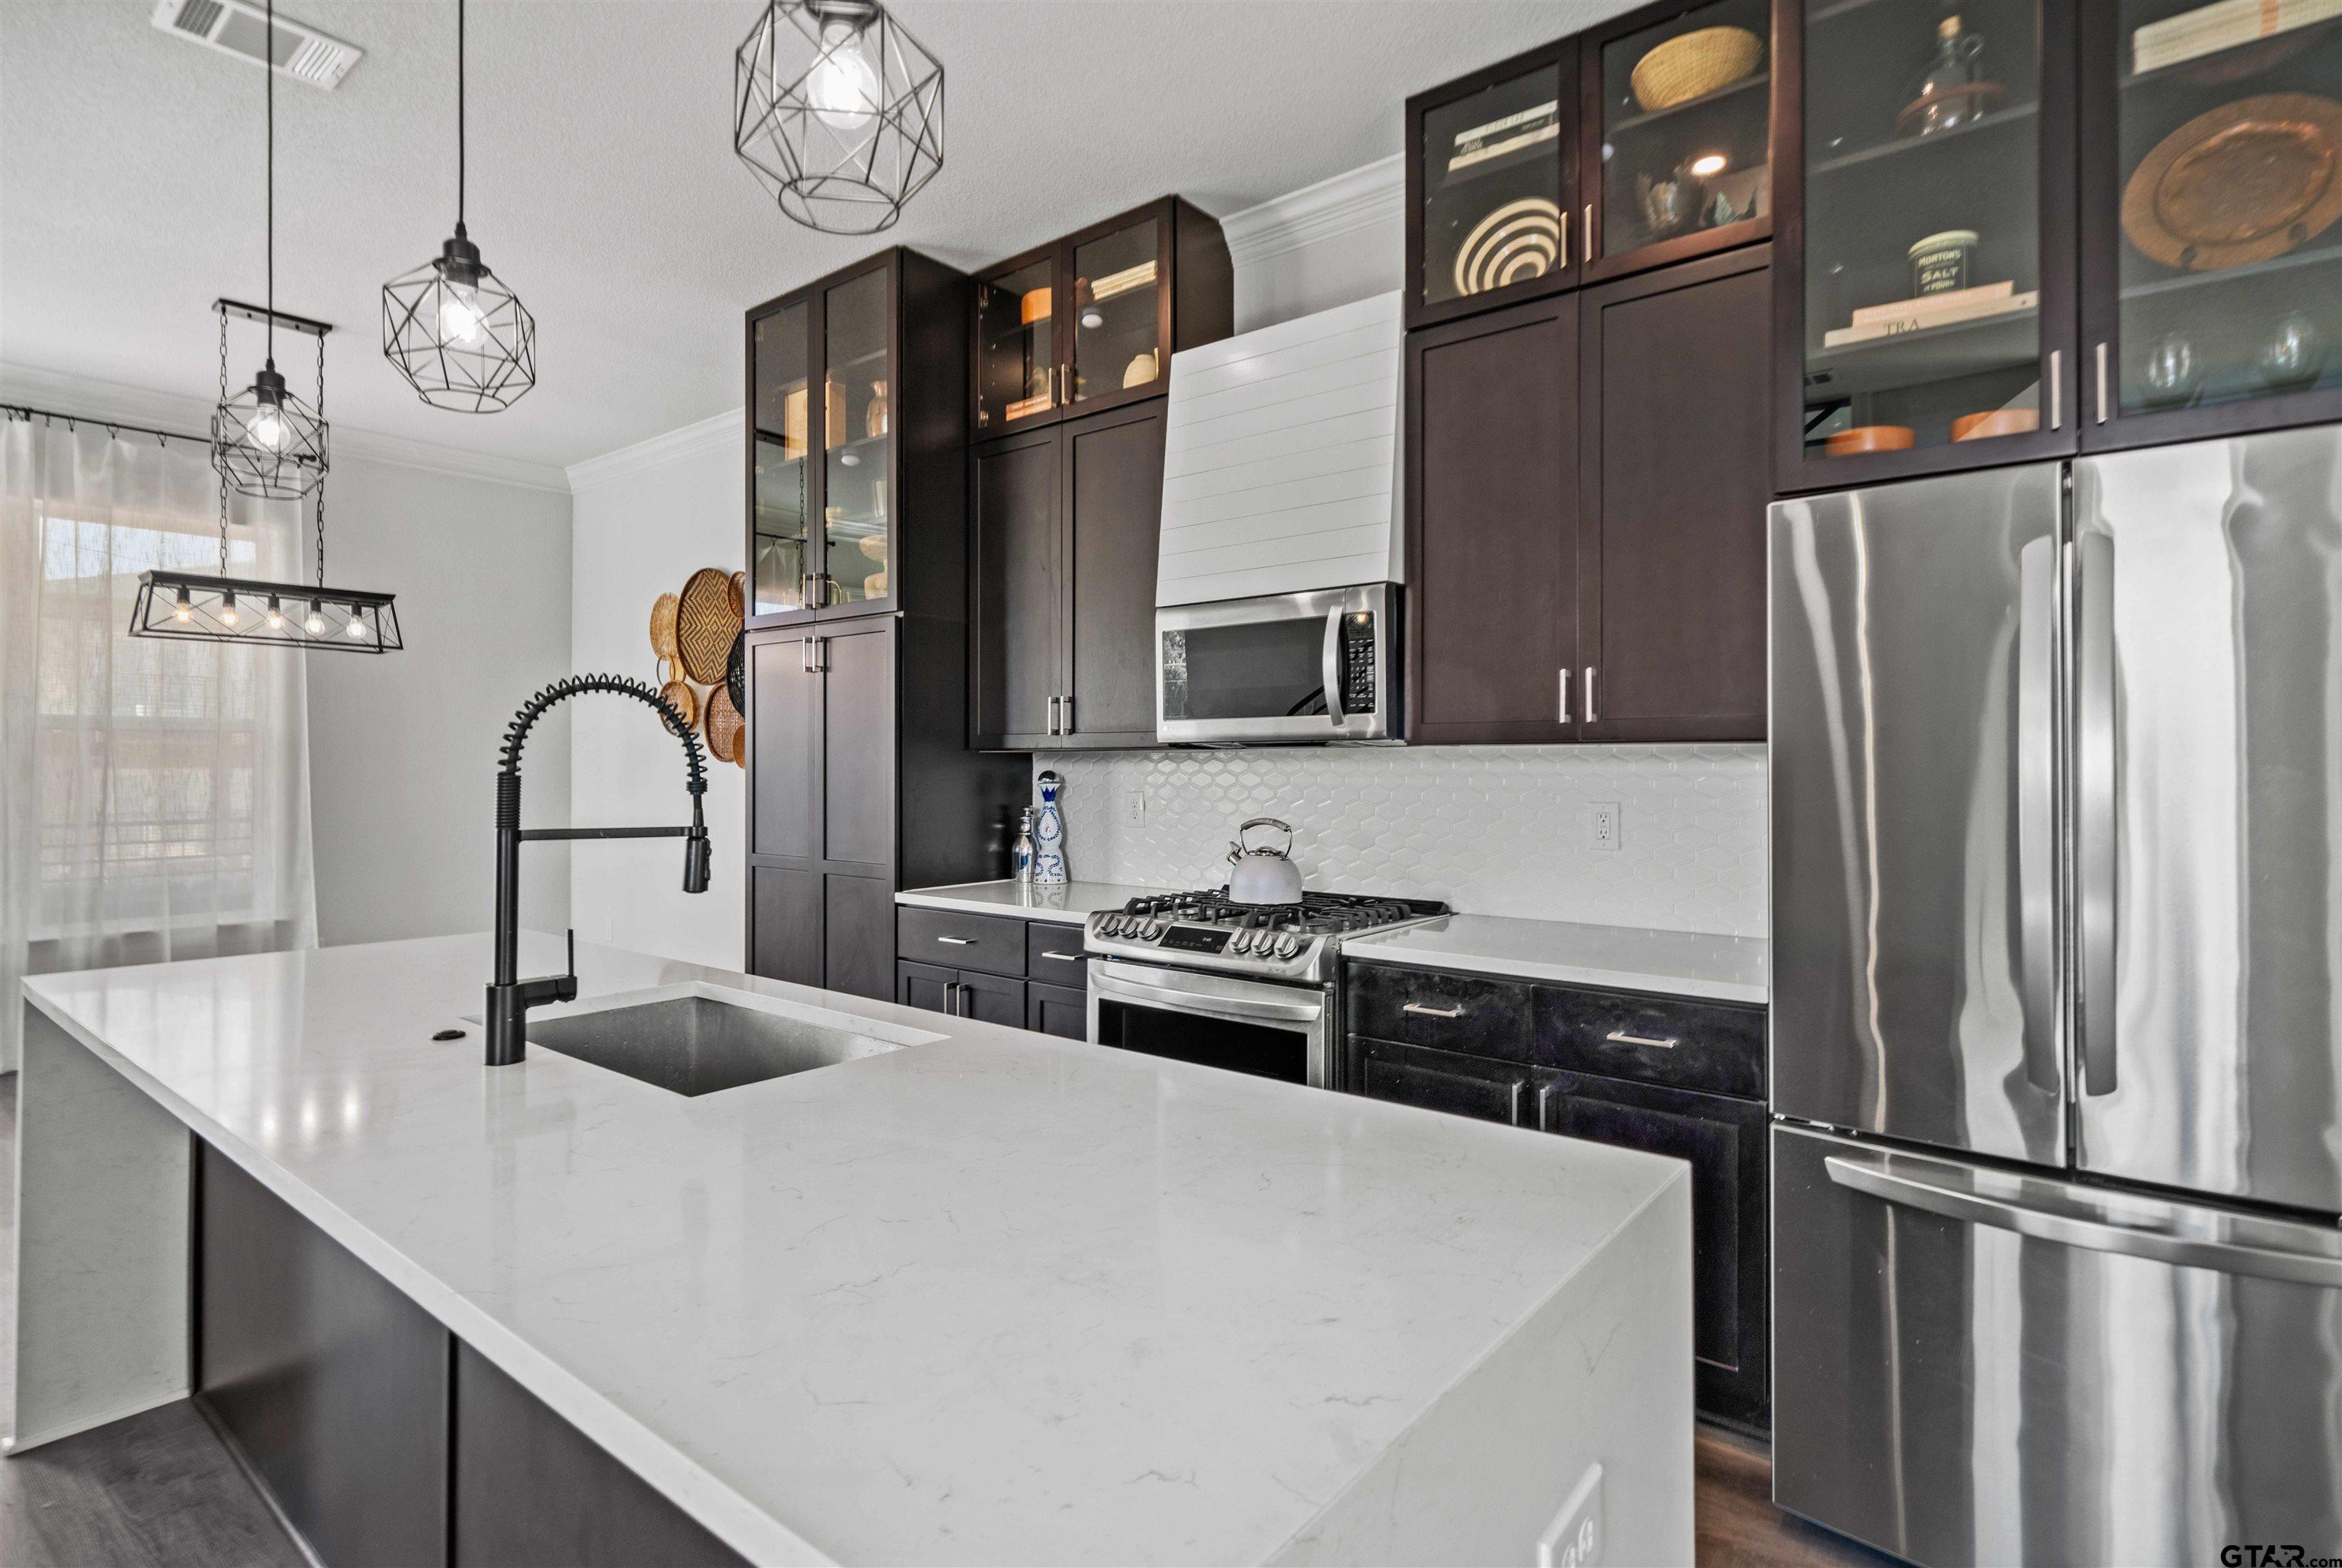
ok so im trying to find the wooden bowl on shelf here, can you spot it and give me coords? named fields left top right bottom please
left=1824, top=425, right=1917, bottom=457
left=1951, top=409, right=2041, bottom=442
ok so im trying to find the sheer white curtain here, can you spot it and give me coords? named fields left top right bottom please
left=0, top=416, right=316, bottom=1071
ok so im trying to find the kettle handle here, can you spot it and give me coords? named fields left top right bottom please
left=1234, top=817, right=1294, bottom=857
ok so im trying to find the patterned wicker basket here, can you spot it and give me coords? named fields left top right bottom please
left=675, top=567, right=739, bottom=685
left=1630, top=26, right=1762, bottom=112
left=649, top=592, right=680, bottom=662
left=658, top=678, right=699, bottom=736
left=704, top=685, right=746, bottom=766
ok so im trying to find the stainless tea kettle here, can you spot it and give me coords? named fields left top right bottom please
left=1226, top=817, right=1304, bottom=905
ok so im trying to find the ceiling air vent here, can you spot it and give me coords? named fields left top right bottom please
left=149, top=0, right=361, bottom=89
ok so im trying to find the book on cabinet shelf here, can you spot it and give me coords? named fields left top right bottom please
left=1823, top=289, right=2039, bottom=348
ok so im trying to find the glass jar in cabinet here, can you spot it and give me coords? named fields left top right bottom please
left=1779, top=0, right=2078, bottom=492
left=1407, top=40, right=1580, bottom=329
left=2081, top=0, right=2342, bottom=448
left=1583, top=0, right=1782, bottom=281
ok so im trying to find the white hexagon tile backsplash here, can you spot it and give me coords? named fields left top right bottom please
left=1032, top=744, right=1767, bottom=938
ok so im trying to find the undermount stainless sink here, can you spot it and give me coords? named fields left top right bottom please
left=522, top=991, right=910, bottom=1096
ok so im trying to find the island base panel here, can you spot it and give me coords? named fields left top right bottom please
left=196, top=1140, right=450, bottom=1568
left=10, top=1005, right=190, bottom=1452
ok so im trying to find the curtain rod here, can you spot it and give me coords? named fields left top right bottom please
left=3, top=401, right=212, bottom=452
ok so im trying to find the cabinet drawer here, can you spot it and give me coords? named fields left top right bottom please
left=1534, top=986, right=1764, bottom=1099
left=1025, top=921, right=1091, bottom=980
left=1346, top=962, right=1532, bottom=1061
left=1349, top=1037, right=1533, bottom=1127
left=897, top=907, right=1026, bottom=977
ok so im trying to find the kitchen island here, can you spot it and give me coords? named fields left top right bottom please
left=14, top=932, right=1692, bottom=1566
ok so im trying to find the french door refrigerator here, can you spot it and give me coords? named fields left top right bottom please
left=1769, top=428, right=2342, bottom=1568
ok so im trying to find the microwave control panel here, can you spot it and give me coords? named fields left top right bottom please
left=1339, top=612, right=1377, bottom=712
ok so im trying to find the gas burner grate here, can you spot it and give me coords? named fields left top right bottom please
left=1118, top=889, right=1449, bottom=936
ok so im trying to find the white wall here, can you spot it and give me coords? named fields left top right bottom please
left=304, top=454, right=573, bottom=948
left=565, top=415, right=746, bottom=969
left=1223, top=156, right=1404, bottom=335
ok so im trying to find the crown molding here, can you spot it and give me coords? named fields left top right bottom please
left=1221, top=155, right=1404, bottom=268
left=563, top=408, right=742, bottom=495
left=0, top=360, right=570, bottom=493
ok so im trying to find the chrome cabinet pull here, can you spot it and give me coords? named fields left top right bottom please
left=1583, top=666, right=1598, bottom=723
left=1403, top=1002, right=1465, bottom=1019
left=1047, top=694, right=1061, bottom=736
left=1061, top=694, right=1074, bottom=734
left=1558, top=668, right=1570, bottom=723
left=1041, top=949, right=1081, bottom=961
left=1581, top=203, right=1593, bottom=264
left=935, top=935, right=974, bottom=946
left=1606, top=1030, right=1678, bottom=1049
left=1558, top=207, right=1569, bottom=269
left=944, top=980, right=961, bottom=1015
left=2048, top=348, right=2062, bottom=431
left=2094, top=341, right=2110, bottom=425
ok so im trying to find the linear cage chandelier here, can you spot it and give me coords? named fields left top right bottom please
left=734, top=0, right=943, bottom=236
left=381, top=0, right=536, bottom=411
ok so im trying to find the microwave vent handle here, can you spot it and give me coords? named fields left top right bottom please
left=1322, top=607, right=1345, bottom=721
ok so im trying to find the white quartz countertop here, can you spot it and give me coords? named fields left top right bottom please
left=23, top=934, right=1687, bottom=1566
left=894, top=878, right=1164, bottom=924
left=1343, top=914, right=1770, bottom=1005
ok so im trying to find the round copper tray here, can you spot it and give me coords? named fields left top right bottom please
left=2122, top=93, right=2342, bottom=272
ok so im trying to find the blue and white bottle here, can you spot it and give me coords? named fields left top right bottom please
left=1032, top=770, right=1067, bottom=885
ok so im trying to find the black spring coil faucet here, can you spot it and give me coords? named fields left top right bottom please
left=485, top=674, right=710, bottom=1067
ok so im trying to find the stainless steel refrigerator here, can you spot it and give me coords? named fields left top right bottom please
left=1769, top=428, right=2342, bottom=1568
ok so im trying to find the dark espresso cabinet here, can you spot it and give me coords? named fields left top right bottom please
left=893, top=906, right=1091, bottom=1034
left=1408, top=249, right=1770, bottom=745
left=1407, top=293, right=1582, bottom=746
left=747, top=616, right=1024, bottom=998
left=970, top=401, right=1166, bottom=750
left=1343, top=959, right=1770, bottom=1432
left=1577, top=245, right=1773, bottom=741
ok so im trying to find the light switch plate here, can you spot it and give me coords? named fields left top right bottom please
left=1538, top=1462, right=1604, bottom=1568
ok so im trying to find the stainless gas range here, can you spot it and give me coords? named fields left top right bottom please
left=1084, top=890, right=1449, bottom=1089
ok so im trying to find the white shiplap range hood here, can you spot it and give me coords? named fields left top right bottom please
left=1155, top=290, right=1404, bottom=607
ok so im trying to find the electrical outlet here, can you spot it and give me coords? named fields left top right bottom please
left=1587, top=802, right=1621, bottom=851
left=1118, top=790, right=1147, bottom=827
left=1538, top=1462, right=1604, bottom=1568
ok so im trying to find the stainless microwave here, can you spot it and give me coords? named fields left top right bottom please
left=1156, top=583, right=1398, bottom=745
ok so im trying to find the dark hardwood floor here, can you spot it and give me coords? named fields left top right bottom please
left=0, top=1070, right=1889, bottom=1567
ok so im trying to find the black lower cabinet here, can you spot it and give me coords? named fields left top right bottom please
left=896, top=958, right=1023, bottom=1026
left=1026, top=980, right=1087, bottom=1040
left=197, top=1140, right=449, bottom=1568
left=452, top=1342, right=745, bottom=1568
left=1346, top=1036, right=1533, bottom=1125
left=1341, top=960, right=1770, bottom=1434
left=1538, top=1070, right=1769, bottom=1432
left=195, top=1138, right=747, bottom=1567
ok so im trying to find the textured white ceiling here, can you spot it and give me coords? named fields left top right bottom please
left=2, top=1, right=1635, bottom=469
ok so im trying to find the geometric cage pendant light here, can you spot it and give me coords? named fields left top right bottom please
left=733, top=0, right=945, bottom=236
left=383, top=0, right=537, bottom=412
left=214, top=0, right=328, bottom=500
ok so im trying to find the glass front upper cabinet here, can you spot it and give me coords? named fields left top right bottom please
left=2094, top=0, right=2342, bottom=431
left=1795, top=0, right=2073, bottom=478
left=1594, top=0, right=1773, bottom=270
left=1070, top=216, right=1164, bottom=409
left=1410, top=43, right=1577, bottom=326
left=974, top=256, right=1057, bottom=434
left=750, top=300, right=810, bottom=617
left=822, top=266, right=891, bottom=611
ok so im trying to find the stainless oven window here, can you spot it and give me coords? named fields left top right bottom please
left=1159, top=620, right=1327, bottom=723
left=1087, top=960, right=1331, bottom=1087
left=1095, top=996, right=1313, bottom=1084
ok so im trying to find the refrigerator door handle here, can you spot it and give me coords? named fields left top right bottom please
left=1823, top=1153, right=2342, bottom=1288
left=2077, top=529, right=2119, bottom=1095
left=2015, top=536, right=2058, bottom=1090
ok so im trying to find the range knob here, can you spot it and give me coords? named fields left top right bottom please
left=1141, top=921, right=1164, bottom=941
left=1102, top=915, right=1126, bottom=938
left=1273, top=933, right=1301, bottom=959
left=1230, top=930, right=1254, bottom=954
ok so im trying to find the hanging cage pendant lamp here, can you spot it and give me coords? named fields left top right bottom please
left=733, top=0, right=944, bottom=236
left=383, top=0, right=536, bottom=412
left=214, top=0, right=327, bottom=501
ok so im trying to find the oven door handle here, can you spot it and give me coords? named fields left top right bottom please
left=1090, top=970, right=1327, bottom=1024
left=1322, top=606, right=1345, bottom=722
